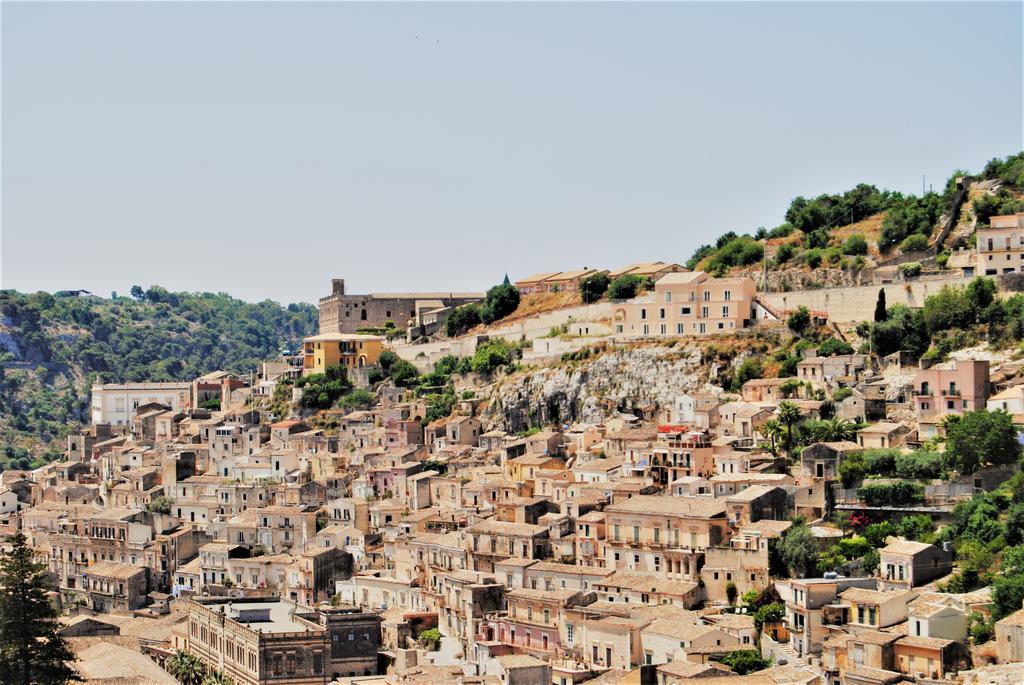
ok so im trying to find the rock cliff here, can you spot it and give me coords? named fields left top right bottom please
left=482, top=344, right=725, bottom=431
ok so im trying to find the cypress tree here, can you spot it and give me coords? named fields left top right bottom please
left=0, top=532, right=80, bottom=685
left=873, top=288, right=887, bottom=322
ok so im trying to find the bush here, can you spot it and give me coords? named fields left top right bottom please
left=471, top=339, right=513, bottom=375
left=446, top=304, right=482, bottom=337
left=899, top=262, right=922, bottom=278
left=832, top=387, right=854, bottom=403
left=895, top=451, right=944, bottom=480
left=899, top=233, right=930, bottom=252
left=480, top=283, right=520, bottom=324
left=719, top=650, right=770, bottom=675
left=817, top=337, right=854, bottom=357
left=879, top=194, right=943, bottom=252
left=803, top=248, right=823, bottom=269
left=607, top=274, right=649, bottom=300
left=706, top=236, right=764, bottom=276
left=787, top=306, right=811, bottom=336
left=580, top=273, right=610, bottom=303
left=842, top=234, right=868, bottom=255
left=775, top=242, right=797, bottom=265
left=858, top=481, right=924, bottom=507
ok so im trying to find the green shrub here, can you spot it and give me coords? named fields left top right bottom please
left=858, top=481, right=924, bottom=507
left=900, top=233, right=930, bottom=252
left=817, top=337, right=854, bottom=357
left=803, top=248, right=823, bottom=269
left=899, top=262, right=922, bottom=278
left=842, top=234, right=868, bottom=255
left=607, top=274, right=650, bottom=300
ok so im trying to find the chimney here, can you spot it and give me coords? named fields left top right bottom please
left=332, top=279, right=346, bottom=296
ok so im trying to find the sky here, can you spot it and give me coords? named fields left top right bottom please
left=2, top=2, right=1022, bottom=305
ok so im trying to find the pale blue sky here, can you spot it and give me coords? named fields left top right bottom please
left=2, top=1, right=1021, bottom=304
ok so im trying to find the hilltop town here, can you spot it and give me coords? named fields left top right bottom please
left=4, top=156, right=1024, bottom=685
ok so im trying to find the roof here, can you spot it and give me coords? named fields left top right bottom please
left=990, top=385, right=1024, bottom=401
left=467, top=518, right=547, bottom=537
left=897, top=635, right=955, bottom=650
left=880, top=540, right=937, bottom=556
left=601, top=571, right=698, bottom=596
left=85, top=561, right=146, bottom=580
left=605, top=495, right=726, bottom=518
left=527, top=561, right=612, bottom=577
left=656, top=271, right=707, bottom=285
left=73, top=640, right=178, bottom=684
left=302, top=332, right=385, bottom=342
left=841, top=588, right=905, bottom=605
left=642, top=618, right=714, bottom=640
left=997, top=607, right=1024, bottom=627
left=858, top=422, right=906, bottom=434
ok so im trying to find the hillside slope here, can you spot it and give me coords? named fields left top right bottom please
left=0, top=288, right=317, bottom=467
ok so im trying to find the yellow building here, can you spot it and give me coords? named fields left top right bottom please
left=302, top=333, right=385, bottom=375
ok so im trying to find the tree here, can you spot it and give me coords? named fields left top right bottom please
left=762, top=419, right=783, bottom=456
left=725, top=581, right=738, bottom=606
left=202, top=671, right=234, bottom=685
left=719, top=650, right=770, bottom=675
left=944, top=410, right=1022, bottom=474
left=129, top=285, right=145, bottom=301
left=842, top=234, right=868, bottom=256
left=786, top=307, right=811, bottom=336
left=992, top=573, right=1024, bottom=620
left=580, top=273, right=611, bottom=303
left=0, top=533, right=81, bottom=685
left=776, top=401, right=802, bottom=458
left=146, top=495, right=174, bottom=514
left=167, top=650, right=205, bottom=685
left=873, top=289, right=887, bottom=323
left=446, top=305, right=482, bottom=337
left=752, top=602, right=785, bottom=634
left=480, top=283, right=520, bottom=324
left=817, top=338, right=854, bottom=357
left=607, top=274, right=648, bottom=300
left=780, top=524, right=819, bottom=578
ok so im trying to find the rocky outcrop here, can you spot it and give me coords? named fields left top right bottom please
left=482, top=344, right=721, bottom=431
left=736, top=267, right=859, bottom=292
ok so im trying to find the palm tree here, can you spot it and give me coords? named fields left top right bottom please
left=776, top=401, right=802, bottom=458
left=817, top=417, right=857, bottom=443
left=167, top=650, right=205, bottom=685
left=762, top=419, right=783, bottom=456
left=202, top=671, right=234, bottom=685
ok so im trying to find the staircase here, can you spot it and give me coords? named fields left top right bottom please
left=776, top=639, right=804, bottom=666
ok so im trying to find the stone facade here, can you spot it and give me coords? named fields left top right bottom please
left=318, top=278, right=482, bottom=334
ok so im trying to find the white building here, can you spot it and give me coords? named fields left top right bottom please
left=987, top=386, right=1024, bottom=415
left=91, top=382, right=191, bottom=425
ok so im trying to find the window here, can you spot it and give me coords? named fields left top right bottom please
left=724, top=290, right=731, bottom=301
left=659, top=308, right=666, bottom=319
left=640, top=308, right=647, bottom=320
left=680, top=306, right=691, bottom=316
left=703, top=291, right=710, bottom=301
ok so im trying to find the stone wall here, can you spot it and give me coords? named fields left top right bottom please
left=760, top=275, right=972, bottom=323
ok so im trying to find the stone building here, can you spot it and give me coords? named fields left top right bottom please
left=187, top=597, right=381, bottom=684
left=317, top=278, right=483, bottom=334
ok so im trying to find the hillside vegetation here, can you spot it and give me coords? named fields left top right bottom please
left=0, top=287, right=317, bottom=468
left=687, top=151, right=1024, bottom=282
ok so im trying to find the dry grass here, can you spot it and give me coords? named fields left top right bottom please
left=829, top=212, right=887, bottom=258
left=485, top=291, right=582, bottom=326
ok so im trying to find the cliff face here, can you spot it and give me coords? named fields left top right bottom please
left=483, top=344, right=718, bottom=431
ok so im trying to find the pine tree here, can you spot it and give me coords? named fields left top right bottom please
left=874, top=288, right=887, bottom=322
left=0, top=533, right=81, bottom=685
